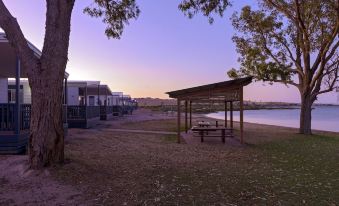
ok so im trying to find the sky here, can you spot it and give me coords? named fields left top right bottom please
left=2, top=0, right=338, bottom=103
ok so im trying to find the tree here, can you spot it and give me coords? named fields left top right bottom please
left=0, top=0, right=140, bottom=169
left=228, top=0, right=338, bottom=135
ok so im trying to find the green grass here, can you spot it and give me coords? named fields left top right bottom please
left=70, top=117, right=339, bottom=205
left=255, top=135, right=339, bottom=205
left=151, top=134, right=339, bottom=205
left=162, top=134, right=178, bottom=143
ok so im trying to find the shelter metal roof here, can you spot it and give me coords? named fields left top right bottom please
left=166, top=77, right=252, bottom=102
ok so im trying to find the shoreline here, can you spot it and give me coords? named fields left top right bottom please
left=202, top=107, right=339, bottom=133
left=205, top=116, right=339, bottom=135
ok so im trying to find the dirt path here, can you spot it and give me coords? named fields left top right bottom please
left=104, top=128, right=176, bottom=135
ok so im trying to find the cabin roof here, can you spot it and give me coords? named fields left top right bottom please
left=0, top=32, right=69, bottom=78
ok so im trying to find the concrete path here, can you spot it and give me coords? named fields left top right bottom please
left=105, top=128, right=176, bottom=135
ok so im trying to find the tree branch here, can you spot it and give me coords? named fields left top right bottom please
left=312, top=60, right=339, bottom=97
left=264, top=79, right=299, bottom=87
left=310, top=39, right=339, bottom=90
left=271, top=32, right=303, bottom=75
left=265, top=0, right=296, bottom=22
left=311, top=14, right=339, bottom=72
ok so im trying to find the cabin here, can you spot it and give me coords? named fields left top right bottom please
left=112, top=92, right=124, bottom=116
left=66, top=81, right=114, bottom=128
left=122, top=95, right=137, bottom=115
left=0, top=33, right=69, bottom=154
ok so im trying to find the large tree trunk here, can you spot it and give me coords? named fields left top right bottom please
left=27, top=0, right=75, bottom=169
left=299, top=93, right=313, bottom=135
left=29, top=73, right=65, bottom=168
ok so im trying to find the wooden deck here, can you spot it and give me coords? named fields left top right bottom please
left=0, top=131, right=29, bottom=154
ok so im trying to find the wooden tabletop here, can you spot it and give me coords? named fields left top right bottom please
left=191, top=126, right=232, bottom=131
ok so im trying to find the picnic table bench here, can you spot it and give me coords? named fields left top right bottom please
left=191, top=126, right=233, bottom=143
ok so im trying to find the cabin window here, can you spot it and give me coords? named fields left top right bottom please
left=7, top=85, right=24, bottom=104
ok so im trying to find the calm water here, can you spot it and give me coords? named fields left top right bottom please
left=206, top=106, right=339, bottom=132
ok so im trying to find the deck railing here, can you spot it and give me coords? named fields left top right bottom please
left=67, top=106, right=100, bottom=120
left=67, top=106, right=86, bottom=120
left=107, top=106, right=113, bottom=114
left=100, top=106, right=114, bottom=115
left=0, top=104, right=105, bottom=132
left=20, top=104, right=31, bottom=130
left=112, top=105, right=123, bottom=115
left=86, top=106, right=100, bottom=119
left=100, top=106, right=107, bottom=116
left=0, top=104, right=31, bottom=131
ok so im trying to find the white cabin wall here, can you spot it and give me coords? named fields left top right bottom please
left=99, top=95, right=112, bottom=106
left=0, top=78, right=8, bottom=103
left=84, top=95, right=114, bottom=106
left=112, top=96, right=123, bottom=106
left=67, top=87, right=80, bottom=106
left=7, top=80, right=30, bottom=104
left=22, top=81, right=31, bottom=104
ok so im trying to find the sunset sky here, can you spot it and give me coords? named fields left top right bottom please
left=2, top=0, right=338, bottom=103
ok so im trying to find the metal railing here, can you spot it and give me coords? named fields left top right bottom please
left=20, top=104, right=31, bottom=130
left=100, top=106, right=114, bottom=116
left=106, top=106, right=113, bottom=114
left=67, top=106, right=101, bottom=120
left=86, top=106, right=100, bottom=119
left=67, top=106, right=86, bottom=120
left=0, top=104, right=31, bottom=131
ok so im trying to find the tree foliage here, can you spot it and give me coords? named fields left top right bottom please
left=179, top=0, right=231, bottom=23
left=84, top=0, right=140, bottom=39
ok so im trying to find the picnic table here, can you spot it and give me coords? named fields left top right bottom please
left=191, top=126, right=233, bottom=143
left=198, top=121, right=211, bottom=127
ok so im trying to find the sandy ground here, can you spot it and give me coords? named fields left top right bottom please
left=0, top=108, right=338, bottom=205
left=0, top=109, right=176, bottom=206
left=0, top=156, right=83, bottom=205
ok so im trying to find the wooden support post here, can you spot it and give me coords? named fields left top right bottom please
left=64, top=78, right=68, bottom=124
left=189, top=101, right=192, bottom=128
left=177, top=99, right=181, bottom=143
left=106, top=88, right=108, bottom=106
left=240, top=87, right=244, bottom=144
left=222, top=129, right=225, bottom=143
left=97, top=84, right=100, bottom=106
left=85, top=85, right=88, bottom=120
left=230, top=101, right=233, bottom=129
left=185, top=100, right=188, bottom=133
left=15, top=58, right=21, bottom=135
left=85, top=85, right=88, bottom=106
left=64, top=78, right=68, bottom=104
left=224, top=101, right=227, bottom=128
